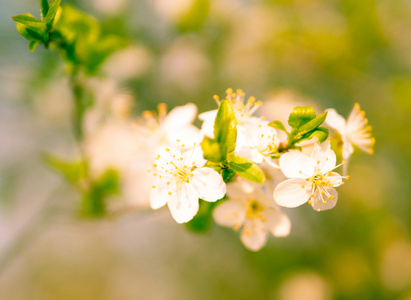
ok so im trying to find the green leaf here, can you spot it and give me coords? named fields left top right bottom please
left=29, top=40, right=40, bottom=51
left=44, top=0, right=61, bottom=30
left=288, top=106, right=316, bottom=129
left=228, top=156, right=265, bottom=183
left=201, top=136, right=223, bottom=163
left=43, top=154, right=86, bottom=185
left=41, top=0, right=50, bottom=20
left=297, top=112, right=328, bottom=136
left=297, top=127, right=329, bottom=143
left=16, top=22, right=33, bottom=40
left=222, top=168, right=236, bottom=182
left=185, top=200, right=217, bottom=233
left=12, top=14, right=42, bottom=25
left=80, top=169, right=120, bottom=218
left=268, top=120, right=287, bottom=132
left=214, top=100, right=237, bottom=157
left=26, top=28, right=47, bottom=43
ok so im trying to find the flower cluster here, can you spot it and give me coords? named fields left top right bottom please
left=137, top=89, right=375, bottom=251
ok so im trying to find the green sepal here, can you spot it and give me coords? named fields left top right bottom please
left=228, top=156, right=265, bottom=183
left=288, top=106, right=316, bottom=129
left=40, top=0, right=50, bottom=20
left=185, top=200, right=218, bottom=233
left=201, top=136, right=223, bottom=163
left=214, top=100, right=237, bottom=157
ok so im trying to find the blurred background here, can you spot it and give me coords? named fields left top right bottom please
left=1, top=0, right=411, bottom=299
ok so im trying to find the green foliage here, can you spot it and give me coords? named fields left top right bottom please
left=44, top=0, right=61, bottom=30
left=201, top=100, right=237, bottom=164
left=228, top=156, right=265, bottom=184
left=12, top=0, right=126, bottom=75
left=185, top=200, right=217, bottom=233
left=44, top=154, right=120, bottom=218
left=201, top=100, right=265, bottom=183
left=43, top=154, right=87, bottom=185
left=269, top=106, right=329, bottom=148
left=40, top=0, right=50, bottom=20
left=52, top=4, right=126, bottom=74
left=177, top=0, right=210, bottom=33
left=214, top=100, right=237, bottom=157
left=201, top=136, right=223, bottom=163
left=81, top=169, right=120, bottom=217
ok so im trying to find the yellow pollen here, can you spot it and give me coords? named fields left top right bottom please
left=147, top=169, right=151, bottom=172
left=323, top=200, right=327, bottom=204
left=153, top=173, right=157, bottom=176
left=166, top=148, right=170, bottom=152
left=176, top=139, right=180, bottom=142
left=328, top=195, right=335, bottom=200
left=167, top=182, right=170, bottom=185
left=226, top=88, right=233, bottom=94
left=346, top=175, right=350, bottom=180
left=299, top=170, right=302, bottom=174
left=308, top=200, right=313, bottom=205
left=168, top=191, right=172, bottom=195
left=301, top=185, right=305, bottom=188
left=153, top=164, right=157, bottom=167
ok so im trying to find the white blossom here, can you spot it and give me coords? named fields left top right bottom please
left=213, top=179, right=291, bottom=251
left=134, top=102, right=201, bottom=155
left=325, top=103, right=375, bottom=168
left=150, top=146, right=226, bottom=223
left=274, top=141, right=347, bottom=211
left=236, top=118, right=280, bottom=167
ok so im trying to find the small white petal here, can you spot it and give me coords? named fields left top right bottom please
left=240, top=219, right=268, bottom=251
left=342, top=137, right=354, bottom=162
left=325, top=108, right=347, bottom=134
left=325, top=172, right=343, bottom=187
left=190, top=167, right=226, bottom=202
left=167, top=182, right=199, bottom=223
left=213, top=200, right=246, bottom=228
left=264, top=209, right=291, bottom=237
left=279, top=152, right=315, bottom=179
left=311, top=187, right=338, bottom=211
left=162, top=103, right=197, bottom=131
left=311, top=141, right=337, bottom=173
left=167, top=124, right=201, bottom=147
left=150, top=181, right=175, bottom=209
left=274, top=179, right=311, bottom=208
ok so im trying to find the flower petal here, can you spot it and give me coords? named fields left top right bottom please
left=310, top=141, right=336, bottom=173
left=213, top=200, right=246, bottom=229
left=167, top=182, right=199, bottom=223
left=264, top=209, right=291, bottom=237
left=325, top=108, right=347, bottom=134
left=311, top=187, right=338, bottom=211
left=325, top=172, right=343, bottom=187
left=240, top=219, right=268, bottom=251
left=279, top=151, right=315, bottom=179
left=274, top=179, right=311, bottom=208
left=162, top=103, right=197, bottom=131
left=150, top=180, right=175, bottom=209
left=190, top=167, right=226, bottom=202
